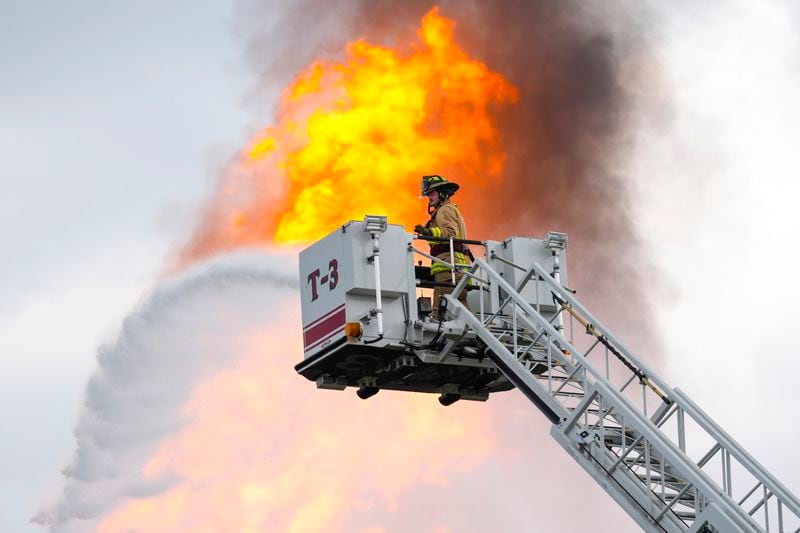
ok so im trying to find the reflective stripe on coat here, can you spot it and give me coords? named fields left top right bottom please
left=426, top=200, right=470, bottom=275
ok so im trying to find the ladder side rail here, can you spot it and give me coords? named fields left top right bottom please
left=556, top=383, right=758, bottom=532
left=465, top=261, right=584, bottom=383
left=688, top=503, right=750, bottom=533
left=454, top=261, right=598, bottom=410
left=463, top=260, right=794, bottom=531
left=447, top=274, right=759, bottom=532
left=673, top=388, right=800, bottom=519
left=521, top=260, right=800, bottom=527
left=468, top=259, right=661, bottom=425
left=552, top=431, right=686, bottom=533
left=573, top=381, right=763, bottom=532
left=449, top=263, right=572, bottom=423
left=559, top=386, right=696, bottom=532
left=449, top=283, right=686, bottom=531
left=465, top=260, right=683, bottom=453
left=472, top=258, right=641, bottom=400
left=452, top=295, right=568, bottom=424
left=525, top=260, right=677, bottom=400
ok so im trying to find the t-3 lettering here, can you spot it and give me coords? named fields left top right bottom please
left=307, top=259, right=340, bottom=302
left=328, top=259, right=339, bottom=290
left=307, top=269, right=321, bottom=301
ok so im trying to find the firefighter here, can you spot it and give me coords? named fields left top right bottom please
left=414, top=175, right=471, bottom=319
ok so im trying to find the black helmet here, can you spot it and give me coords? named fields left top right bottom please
left=420, top=175, right=459, bottom=198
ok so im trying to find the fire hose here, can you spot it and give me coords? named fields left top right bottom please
left=552, top=294, right=671, bottom=406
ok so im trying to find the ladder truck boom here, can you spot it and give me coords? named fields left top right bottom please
left=295, top=216, right=800, bottom=532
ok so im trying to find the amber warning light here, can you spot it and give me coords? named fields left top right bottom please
left=345, top=322, right=363, bottom=338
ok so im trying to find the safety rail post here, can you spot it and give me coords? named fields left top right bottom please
left=449, top=236, right=455, bottom=285
left=364, top=216, right=387, bottom=337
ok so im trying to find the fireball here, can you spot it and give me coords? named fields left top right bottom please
left=183, top=6, right=517, bottom=262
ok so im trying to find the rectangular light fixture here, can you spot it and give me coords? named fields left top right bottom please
left=363, top=214, right=388, bottom=234
left=544, top=231, right=568, bottom=251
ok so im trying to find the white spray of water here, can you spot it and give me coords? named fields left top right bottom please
left=33, top=250, right=299, bottom=531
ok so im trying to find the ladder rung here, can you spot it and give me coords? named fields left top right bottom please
left=555, top=391, right=587, bottom=399
left=637, top=476, right=693, bottom=492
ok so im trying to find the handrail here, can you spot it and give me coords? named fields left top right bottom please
left=492, top=259, right=799, bottom=530
left=525, top=261, right=678, bottom=402
left=412, top=234, right=486, bottom=246
left=673, top=388, right=800, bottom=518
left=454, top=259, right=762, bottom=531
left=410, top=245, right=488, bottom=285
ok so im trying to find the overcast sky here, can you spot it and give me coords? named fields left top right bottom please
left=0, top=2, right=253, bottom=530
left=2, top=1, right=800, bottom=531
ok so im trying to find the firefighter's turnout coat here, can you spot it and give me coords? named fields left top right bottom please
left=425, top=199, right=470, bottom=275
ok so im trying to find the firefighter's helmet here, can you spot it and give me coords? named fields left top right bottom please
left=420, top=175, right=459, bottom=198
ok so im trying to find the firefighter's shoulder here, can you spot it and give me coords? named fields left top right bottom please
left=436, top=202, right=461, bottom=219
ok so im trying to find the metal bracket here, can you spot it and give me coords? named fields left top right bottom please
left=316, top=374, right=347, bottom=391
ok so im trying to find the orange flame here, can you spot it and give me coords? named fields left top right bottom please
left=97, top=317, right=495, bottom=532
left=184, top=6, right=517, bottom=261
left=102, top=8, right=515, bottom=531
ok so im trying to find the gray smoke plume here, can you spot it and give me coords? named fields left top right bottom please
left=35, top=247, right=569, bottom=531
left=37, top=3, right=666, bottom=530
left=35, top=3, right=800, bottom=531
left=33, top=251, right=298, bottom=532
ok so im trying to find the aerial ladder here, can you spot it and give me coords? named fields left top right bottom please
left=295, top=215, right=800, bottom=532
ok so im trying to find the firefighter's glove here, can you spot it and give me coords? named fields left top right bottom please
left=414, top=224, right=432, bottom=236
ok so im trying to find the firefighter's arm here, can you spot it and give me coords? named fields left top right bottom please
left=431, top=204, right=460, bottom=239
